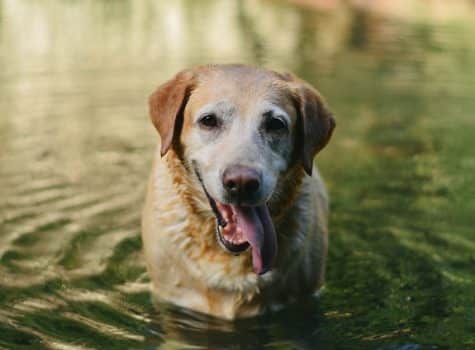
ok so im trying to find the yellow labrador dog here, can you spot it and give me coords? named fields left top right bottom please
left=142, top=64, right=335, bottom=319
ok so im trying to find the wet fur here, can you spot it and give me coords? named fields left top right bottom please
left=142, top=65, right=334, bottom=319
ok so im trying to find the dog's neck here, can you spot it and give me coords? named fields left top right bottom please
left=161, top=148, right=310, bottom=305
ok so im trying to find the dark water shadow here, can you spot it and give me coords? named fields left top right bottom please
left=144, top=299, right=329, bottom=350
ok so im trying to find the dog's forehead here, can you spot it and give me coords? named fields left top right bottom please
left=187, top=67, right=296, bottom=117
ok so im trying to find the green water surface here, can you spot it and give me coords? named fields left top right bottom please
left=0, top=1, right=474, bottom=349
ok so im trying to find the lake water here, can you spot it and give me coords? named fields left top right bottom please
left=1, top=1, right=474, bottom=349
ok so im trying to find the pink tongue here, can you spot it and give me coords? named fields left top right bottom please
left=231, top=205, right=277, bottom=275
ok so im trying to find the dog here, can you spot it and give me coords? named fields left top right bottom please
left=142, top=64, right=335, bottom=319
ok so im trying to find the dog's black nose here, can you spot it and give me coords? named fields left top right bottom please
left=223, top=165, right=261, bottom=199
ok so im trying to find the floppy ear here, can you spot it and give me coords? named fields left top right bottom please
left=297, top=84, right=335, bottom=175
left=148, top=70, right=195, bottom=156
left=288, top=79, right=335, bottom=176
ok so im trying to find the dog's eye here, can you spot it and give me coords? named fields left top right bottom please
left=198, top=114, right=219, bottom=128
left=265, top=116, right=287, bottom=132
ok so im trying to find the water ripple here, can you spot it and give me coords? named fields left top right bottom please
left=1, top=1, right=474, bottom=349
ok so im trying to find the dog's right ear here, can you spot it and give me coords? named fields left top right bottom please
left=149, top=70, right=195, bottom=156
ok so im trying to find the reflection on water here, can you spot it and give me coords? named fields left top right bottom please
left=1, top=0, right=474, bottom=349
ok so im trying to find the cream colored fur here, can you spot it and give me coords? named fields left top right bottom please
left=142, top=65, right=334, bottom=319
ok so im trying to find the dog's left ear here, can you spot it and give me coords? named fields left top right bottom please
left=297, top=84, right=335, bottom=175
left=149, top=70, right=195, bottom=156
left=284, top=75, right=335, bottom=176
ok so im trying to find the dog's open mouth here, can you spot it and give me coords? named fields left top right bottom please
left=211, top=200, right=277, bottom=275
left=193, top=163, right=277, bottom=275
left=214, top=203, right=251, bottom=254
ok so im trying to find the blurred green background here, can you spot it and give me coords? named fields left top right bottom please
left=1, top=0, right=474, bottom=349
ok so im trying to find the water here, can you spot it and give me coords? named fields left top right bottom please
left=1, top=0, right=474, bottom=349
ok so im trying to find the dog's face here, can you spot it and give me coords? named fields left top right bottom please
left=149, top=65, right=335, bottom=275
left=182, top=69, right=296, bottom=207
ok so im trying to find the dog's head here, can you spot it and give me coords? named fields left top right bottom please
left=149, top=65, right=335, bottom=275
